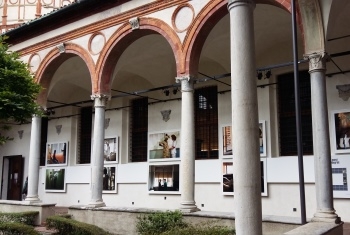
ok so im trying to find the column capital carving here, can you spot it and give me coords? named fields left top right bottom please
left=304, top=52, right=329, bottom=72
left=228, top=0, right=255, bottom=10
left=176, top=75, right=194, bottom=92
left=91, top=94, right=110, bottom=107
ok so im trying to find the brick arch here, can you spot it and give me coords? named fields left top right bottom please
left=35, top=43, right=96, bottom=107
left=181, top=0, right=313, bottom=76
left=96, top=17, right=182, bottom=95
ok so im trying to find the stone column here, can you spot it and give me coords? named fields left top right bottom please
left=88, top=94, right=109, bottom=207
left=176, top=75, right=199, bottom=212
left=305, top=52, right=340, bottom=223
left=25, top=115, right=42, bottom=203
left=228, top=0, right=262, bottom=234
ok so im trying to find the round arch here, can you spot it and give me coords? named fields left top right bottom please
left=96, top=17, right=182, bottom=95
left=181, top=0, right=324, bottom=76
left=35, top=43, right=96, bottom=107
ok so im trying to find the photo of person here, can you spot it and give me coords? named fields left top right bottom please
left=104, top=138, right=118, bottom=163
left=45, top=168, right=65, bottom=192
left=46, top=142, right=68, bottom=165
left=103, top=167, right=116, bottom=192
left=149, top=165, right=179, bottom=192
left=334, top=111, right=350, bottom=152
left=149, top=131, right=180, bottom=159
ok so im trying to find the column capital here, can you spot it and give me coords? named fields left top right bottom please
left=176, top=75, right=195, bottom=92
left=91, top=94, right=110, bottom=107
left=304, top=52, right=330, bottom=72
left=228, top=0, right=255, bottom=10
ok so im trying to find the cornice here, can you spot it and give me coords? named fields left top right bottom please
left=18, top=0, right=189, bottom=56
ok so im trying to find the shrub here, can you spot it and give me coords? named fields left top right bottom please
left=0, top=211, right=39, bottom=226
left=163, top=224, right=235, bottom=235
left=0, top=222, right=40, bottom=235
left=136, top=210, right=187, bottom=235
left=46, top=215, right=111, bottom=235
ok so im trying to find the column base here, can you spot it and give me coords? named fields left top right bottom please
left=180, top=201, right=200, bottom=213
left=311, top=210, right=341, bottom=224
left=87, top=200, right=106, bottom=208
left=24, top=195, right=41, bottom=204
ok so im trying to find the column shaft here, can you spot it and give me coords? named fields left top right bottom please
left=306, top=52, right=339, bottom=223
left=25, top=115, right=41, bottom=203
left=228, top=0, right=262, bottom=234
left=176, top=76, right=199, bottom=212
left=89, top=94, right=108, bottom=207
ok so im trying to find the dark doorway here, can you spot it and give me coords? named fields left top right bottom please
left=2, top=155, right=24, bottom=201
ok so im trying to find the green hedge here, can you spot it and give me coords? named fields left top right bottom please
left=0, top=222, right=39, bottom=235
left=46, top=215, right=111, bottom=235
left=0, top=211, right=39, bottom=226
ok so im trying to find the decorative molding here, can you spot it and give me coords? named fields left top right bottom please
left=176, top=75, right=194, bottom=92
left=161, top=110, right=171, bottom=122
left=91, top=94, right=110, bottom=107
left=129, top=17, right=140, bottom=30
left=171, top=3, right=195, bottom=33
left=56, top=125, right=62, bottom=135
left=105, top=118, right=110, bottom=129
left=56, top=43, right=65, bottom=53
left=336, top=84, right=350, bottom=101
left=18, top=130, right=24, bottom=139
left=16, top=0, right=188, bottom=56
left=88, top=32, right=106, bottom=55
left=304, top=52, right=329, bottom=72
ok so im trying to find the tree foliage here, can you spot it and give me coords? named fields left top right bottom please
left=0, top=36, right=42, bottom=144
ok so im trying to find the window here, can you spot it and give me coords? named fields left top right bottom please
left=194, top=86, right=219, bottom=159
left=130, top=97, right=148, bottom=162
left=78, top=106, right=93, bottom=164
left=277, top=71, right=313, bottom=156
left=40, top=117, right=48, bottom=166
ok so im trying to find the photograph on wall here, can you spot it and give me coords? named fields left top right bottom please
left=46, top=142, right=68, bottom=166
left=148, top=131, right=180, bottom=160
left=332, top=111, right=350, bottom=153
left=103, top=166, right=116, bottom=193
left=104, top=137, right=118, bottom=163
left=223, top=126, right=232, bottom=156
left=331, top=157, right=350, bottom=198
left=148, top=164, right=179, bottom=192
left=222, top=121, right=266, bottom=157
left=222, top=159, right=267, bottom=196
left=45, top=168, right=66, bottom=192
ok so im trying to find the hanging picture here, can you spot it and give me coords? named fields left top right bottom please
left=148, top=131, right=180, bottom=160
left=148, top=164, right=180, bottom=193
left=332, top=110, right=350, bottom=154
left=222, top=121, right=267, bottom=157
left=222, top=159, right=267, bottom=196
left=104, top=137, right=119, bottom=163
left=46, top=142, right=68, bottom=166
left=103, top=166, right=117, bottom=193
left=45, top=168, right=66, bottom=192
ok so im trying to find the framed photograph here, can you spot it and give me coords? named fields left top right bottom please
left=148, top=131, right=180, bottom=160
left=46, top=142, right=68, bottom=166
left=222, top=121, right=266, bottom=157
left=222, top=126, right=232, bottom=156
left=45, top=168, right=66, bottom=192
left=148, top=164, right=180, bottom=193
left=259, top=121, right=267, bottom=157
left=332, top=110, right=350, bottom=154
left=222, top=159, right=267, bottom=196
left=104, top=137, right=119, bottom=163
left=103, top=166, right=117, bottom=193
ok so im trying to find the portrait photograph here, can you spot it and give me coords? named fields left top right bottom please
left=104, top=137, right=118, bottom=163
left=45, top=168, right=66, bottom=192
left=333, top=111, right=350, bottom=153
left=103, top=166, right=117, bottom=193
left=148, top=164, right=179, bottom=192
left=46, top=142, right=68, bottom=166
left=148, top=131, right=180, bottom=160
